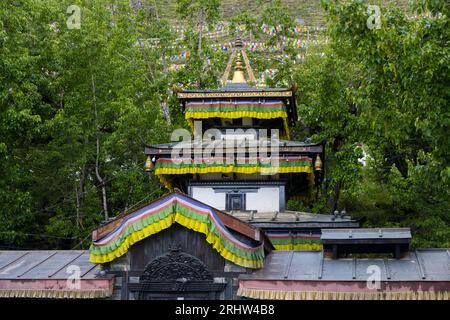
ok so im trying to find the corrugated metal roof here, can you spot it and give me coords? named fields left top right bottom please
left=240, top=250, right=450, bottom=282
left=235, top=211, right=356, bottom=224
left=0, top=251, right=102, bottom=280
left=321, top=228, right=412, bottom=240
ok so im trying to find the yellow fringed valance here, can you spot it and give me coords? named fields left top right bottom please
left=0, top=288, right=113, bottom=299
left=272, top=243, right=323, bottom=251
left=156, top=165, right=312, bottom=191
left=186, top=112, right=291, bottom=140
left=237, top=288, right=450, bottom=300
left=156, top=165, right=312, bottom=175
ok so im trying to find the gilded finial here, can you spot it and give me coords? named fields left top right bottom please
left=314, top=155, right=322, bottom=171
left=232, top=52, right=246, bottom=84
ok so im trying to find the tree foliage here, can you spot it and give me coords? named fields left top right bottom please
left=293, top=0, right=449, bottom=247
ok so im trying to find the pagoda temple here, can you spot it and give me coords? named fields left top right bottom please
left=144, top=39, right=358, bottom=252
left=0, top=40, right=448, bottom=300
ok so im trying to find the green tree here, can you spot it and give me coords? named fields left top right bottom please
left=318, top=0, right=450, bottom=247
left=176, top=0, right=220, bottom=56
left=0, top=0, right=171, bottom=248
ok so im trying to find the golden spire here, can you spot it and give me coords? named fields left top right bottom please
left=221, top=38, right=256, bottom=85
left=231, top=53, right=246, bottom=84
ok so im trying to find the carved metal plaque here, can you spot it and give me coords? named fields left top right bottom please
left=140, top=248, right=213, bottom=282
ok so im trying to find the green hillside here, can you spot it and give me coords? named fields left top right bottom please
left=153, top=0, right=411, bottom=25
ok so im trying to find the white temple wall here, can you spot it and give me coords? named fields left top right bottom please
left=246, top=187, right=280, bottom=212
left=191, top=187, right=226, bottom=210
left=190, top=185, right=282, bottom=212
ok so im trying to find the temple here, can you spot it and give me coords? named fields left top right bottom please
left=144, top=39, right=357, bottom=252
left=0, top=40, right=448, bottom=300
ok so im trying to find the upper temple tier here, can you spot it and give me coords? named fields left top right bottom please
left=176, top=82, right=298, bottom=140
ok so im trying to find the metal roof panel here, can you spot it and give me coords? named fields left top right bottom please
left=321, top=228, right=412, bottom=240
left=240, top=250, right=450, bottom=282
left=0, top=251, right=101, bottom=280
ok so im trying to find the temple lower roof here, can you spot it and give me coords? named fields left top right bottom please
left=237, top=250, right=450, bottom=300
left=0, top=250, right=114, bottom=299
left=240, top=249, right=450, bottom=282
left=228, top=210, right=359, bottom=228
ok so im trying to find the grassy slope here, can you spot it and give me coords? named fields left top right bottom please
left=154, top=0, right=411, bottom=25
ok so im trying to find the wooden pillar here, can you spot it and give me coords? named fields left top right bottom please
left=332, top=244, right=338, bottom=259
left=394, top=244, right=401, bottom=259
left=121, top=271, right=129, bottom=300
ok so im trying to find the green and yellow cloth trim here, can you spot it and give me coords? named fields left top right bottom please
left=185, top=100, right=290, bottom=139
left=155, top=157, right=313, bottom=190
left=268, top=233, right=323, bottom=251
left=90, top=193, right=265, bottom=268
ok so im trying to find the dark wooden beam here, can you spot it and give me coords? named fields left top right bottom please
left=145, top=145, right=324, bottom=155
left=214, top=209, right=258, bottom=240
left=92, top=217, right=124, bottom=242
